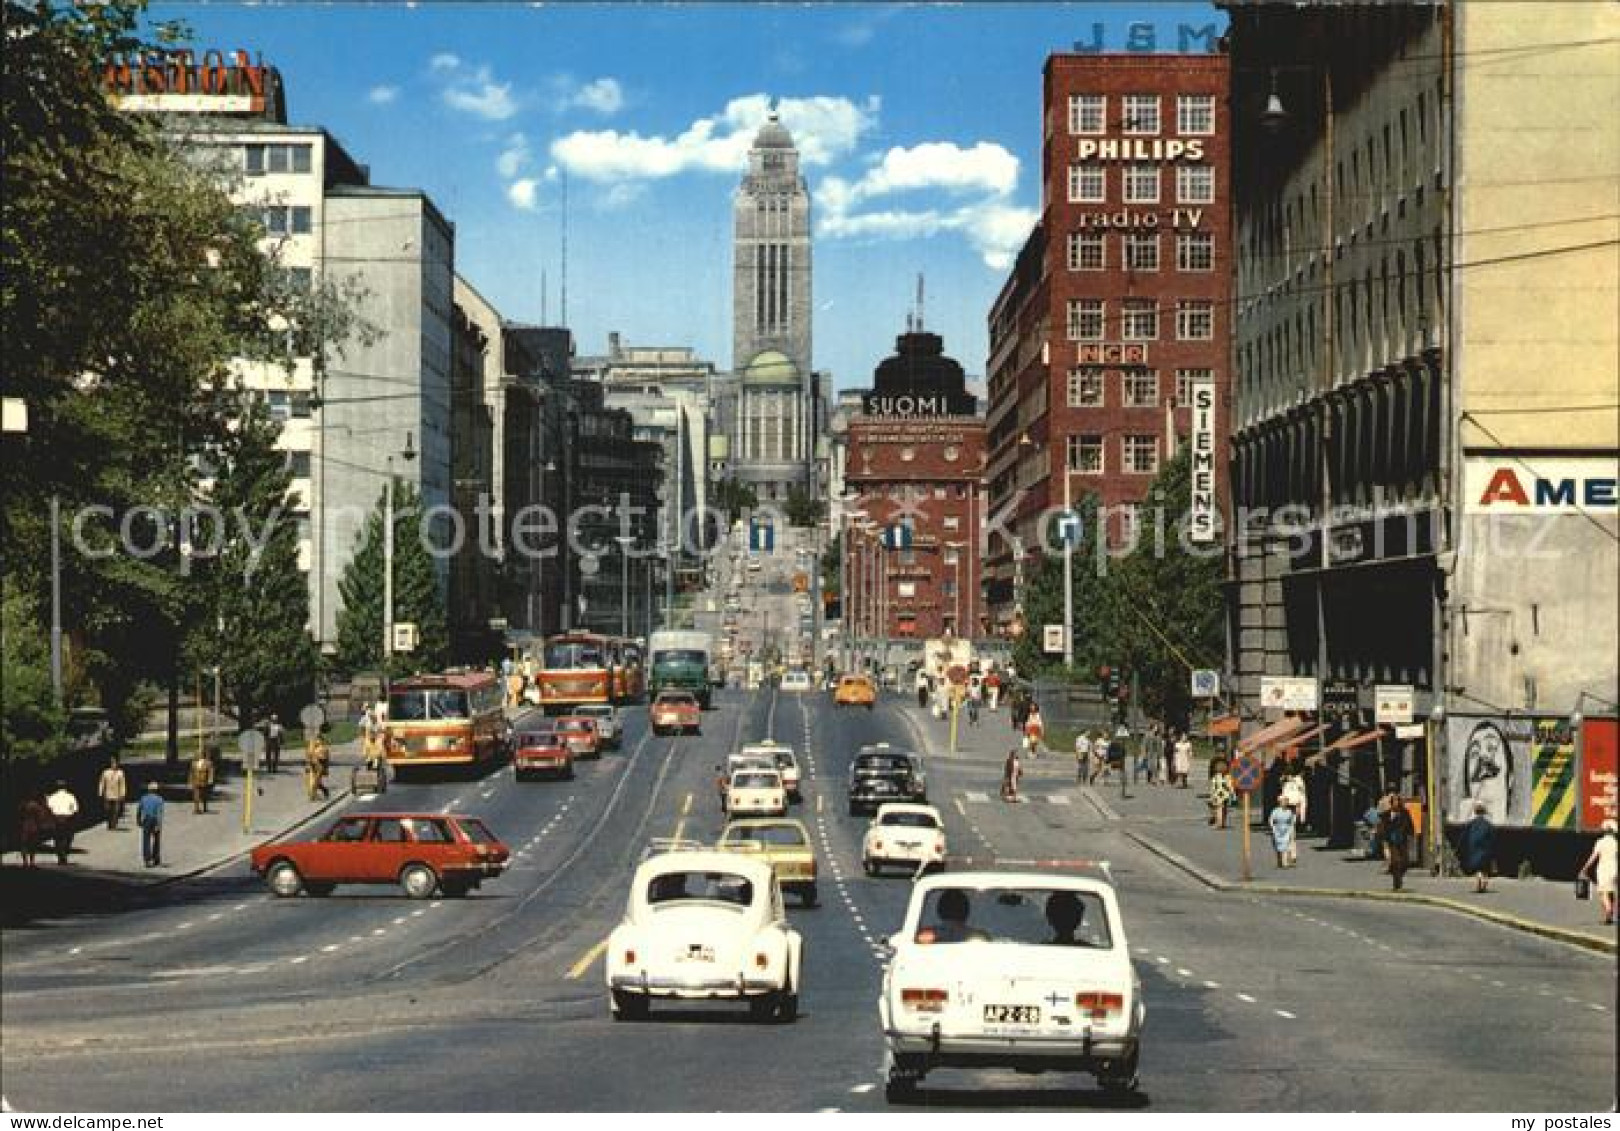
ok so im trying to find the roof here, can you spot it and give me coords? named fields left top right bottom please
left=636, top=849, right=776, bottom=881
left=874, top=802, right=942, bottom=818
left=390, top=671, right=498, bottom=690
left=914, top=869, right=1116, bottom=893
left=741, top=349, right=800, bottom=386
left=754, top=113, right=794, bottom=150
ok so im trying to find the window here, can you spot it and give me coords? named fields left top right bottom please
left=942, top=515, right=960, bottom=531
left=1123, top=94, right=1160, bottom=134
left=1068, top=94, right=1106, bottom=135
left=1177, top=232, right=1214, bottom=272
left=285, top=451, right=312, bottom=478
left=1068, top=163, right=1105, bottom=203
left=1177, top=299, right=1214, bottom=341
left=1123, top=233, right=1159, bottom=272
left=1123, top=164, right=1160, bottom=204
left=1067, top=299, right=1105, bottom=341
left=259, top=206, right=312, bottom=237
left=1067, top=231, right=1105, bottom=271
left=245, top=143, right=312, bottom=176
left=1177, top=164, right=1214, bottom=204
left=1121, top=298, right=1158, bottom=341
left=1177, top=94, right=1215, bottom=135
left=1068, top=435, right=1104, bottom=474
left=1117, top=502, right=1142, bottom=545
left=1123, top=435, right=1159, bottom=475
left=1123, top=370, right=1159, bottom=408
left=1176, top=368, right=1211, bottom=406
left=1066, top=367, right=1104, bottom=407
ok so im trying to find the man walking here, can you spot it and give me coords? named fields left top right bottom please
left=189, top=747, right=216, bottom=814
left=1074, top=730, right=1093, bottom=784
left=265, top=713, right=284, bottom=774
left=45, top=780, right=79, bottom=865
left=1458, top=801, right=1496, bottom=893
left=135, top=782, right=165, bottom=867
left=305, top=726, right=331, bottom=801
left=97, top=755, right=128, bottom=830
left=1381, top=796, right=1416, bottom=891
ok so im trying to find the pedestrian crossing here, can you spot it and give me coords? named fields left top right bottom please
left=960, top=790, right=1078, bottom=805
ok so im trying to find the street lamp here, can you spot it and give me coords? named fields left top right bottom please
left=614, top=534, right=635, bottom=637
left=383, top=431, right=417, bottom=690
left=944, top=540, right=968, bottom=638
left=536, top=459, right=557, bottom=637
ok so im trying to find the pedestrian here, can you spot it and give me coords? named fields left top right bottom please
left=305, top=725, right=331, bottom=801
left=1577, top=818, right=1618, bottom=926
left=1458, top=801, right=1497, bottom=893
left=1011, top=693, right=1029, bottom=733
left=189, top=746, right=216, bottom=814
left=1000, top=747, right=1022, bottom=803
left=1208, top=766, right=1235, bottom=829
left=1075, top=730, right=1093, bottom=784
left=1267, top=799, right=1298, bottom=869
left=98, top=754, right=128, bottom=830
left=18, top=793, right=52, bottom=867
left=1105, top=733, right=1127, bottom=783
left=135, top=781, right=165, bottom=867
left=1380, top=795, right=1416, bottom=891
left=45, top=780, right=79, bottom=865
left=985, top=670, right=1002, bottom=711
left=1173, top=731, right=1194, bottom=788
left=914, top=667, right=930, bottom=709
left=1280, top=767, right=1309, bottom=829
left=358, top=704, right=376, bottom=763
left=265, top=713, right=283, bottom=773
left=1132, top=727, right=1154, bottom=785
left=966, top=687, right=980, bottom=726
left=1023, top=704, right=1045, bottom=758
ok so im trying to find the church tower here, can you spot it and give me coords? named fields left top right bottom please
left=731, top=112, right=813, bottom=501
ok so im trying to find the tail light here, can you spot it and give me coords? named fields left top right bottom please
left=624, top=949, right=637, bottom=964
left=900, top=988, right=948, bottom=1013
left=1075, top=991, right=1125, bottom=1019
left=754, top=952, right=770, bottom=970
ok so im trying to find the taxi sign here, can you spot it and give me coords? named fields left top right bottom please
left=1230, top=753, right=1262, bottom=794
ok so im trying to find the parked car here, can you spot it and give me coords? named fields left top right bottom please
left=862, top=803, right=946, bottom=875
left=717, top=818, right=818, bottom=907
left=651, top=691, right=701, bottom=736
left=555, top=715, right=602, bottom=760
left=834, top=674, right=877, bottom=709
left=879, top=871, right=1143, bottom=1101
left=606, top=849, right=803, bottom=1022
left=570, top=704, right=621, bottom=749
left=512, top=723, right=574, bottom=781
left=250, top=812, right=509, bottom=900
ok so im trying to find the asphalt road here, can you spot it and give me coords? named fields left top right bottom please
left=2, top=688, right=1614, bottom=1112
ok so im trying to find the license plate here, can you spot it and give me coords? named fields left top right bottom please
left=984, top=1004, right=1041, bottom=1024
left=679, top=945, right=714, bottom=963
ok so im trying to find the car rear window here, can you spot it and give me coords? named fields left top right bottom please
left=733, top=772, right=779, bottom=790
left=515, top=731, right=558, bottom=746
left=725, top=824, right=806, bottom=848
left=647, top=871, right=753, bottom=907
left=881, top=811, right=939, bottom=829
left=657, top=694, right=696, bottom=707
left=457, top=818, right=499, bottom=845
left=914, top=887, right=1113, bottom=949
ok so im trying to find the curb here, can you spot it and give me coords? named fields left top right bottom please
left=141, top=782, right=356, bottom=890
left=1124, top=828, right=1617, bottom=957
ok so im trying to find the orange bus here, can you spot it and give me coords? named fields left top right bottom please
left=612, top=638, right=646, bottom=703
left=538, top=632, right=617, bottom=712
left=384, top=671, right=507, bottom=778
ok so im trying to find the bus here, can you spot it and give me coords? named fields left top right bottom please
left=538, top=632, right=618, bottom=712
left=614, top=638, right=646, bottom=703
left=384, top=671, right=507, bottom=778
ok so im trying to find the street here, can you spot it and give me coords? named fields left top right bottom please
left=2, top=683, right=1613, bottom=1112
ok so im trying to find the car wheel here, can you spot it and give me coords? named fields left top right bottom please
left=802, top=884, right=819, bottom=909
left=863, top=859, right=878, bottom=877
left=885, top=1067, right=921, bottom=1104
left=777, top=978, right=799, bottom=1023
left=304, top=881, right=336, bottom=897
left=266, top=861, right=303, bottom=898
left=1099, top=1050, right=1140, bottom=1095
left=612, top=990, right=649, bottom=1021
left=749, top=994, right=778, bottom=1023
left=399, top=863, right=439, bottom=900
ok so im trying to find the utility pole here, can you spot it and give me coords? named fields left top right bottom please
left=1062, top=471, right=1075, bottom=668
left=50, top=496, right=62, bottom=704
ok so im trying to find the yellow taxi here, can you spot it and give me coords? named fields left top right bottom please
left=833, top=673, right=877, bottom=709
left=717, top=818, right=819, bottom=907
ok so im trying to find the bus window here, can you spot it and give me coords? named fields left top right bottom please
left=427, top=690, right=469, bottom=719
left=388, top=691, right=427, bottom=722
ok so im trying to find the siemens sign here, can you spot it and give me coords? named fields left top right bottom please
left=1189, top=374, right=1219, bottom=543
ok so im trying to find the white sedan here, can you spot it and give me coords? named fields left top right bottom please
left=862, top=803, right=946, bottom=875
left=607, top=850, right=803, bottom=1022
left=727, top=768, right=787, bottom=817
left=878, top=871, right=1144, bottom=1101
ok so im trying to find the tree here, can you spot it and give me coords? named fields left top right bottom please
left=710, top=477, right=758, bottom=524
left=335, top=482, right=449, bottom=679
left=0, top=578, right=65, bottom=765
left=784, top=486, right=826, bottom=528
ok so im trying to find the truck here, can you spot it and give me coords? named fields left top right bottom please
left=647, top=630, right=716, bottom=709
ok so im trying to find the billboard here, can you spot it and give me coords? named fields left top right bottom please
left=1445, top=714, right=1616, bottom=831
left=1579, top=718, right=1618, bottom=830
left=1446, top=716, right=1534, bottom=827
left=1529, top=718, right=1579, bottom=830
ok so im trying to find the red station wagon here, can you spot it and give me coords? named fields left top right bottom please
left=250, top=812, right=510, bottom=900
left=513, top=723, right=575, bottom=780
left=554, top=715, right=602, bottom=760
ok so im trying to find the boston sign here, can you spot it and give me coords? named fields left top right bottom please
left=104, top=49, right=279, bottom=115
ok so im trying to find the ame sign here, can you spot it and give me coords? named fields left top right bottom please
left=1464, top=459, right=1619, bottom=514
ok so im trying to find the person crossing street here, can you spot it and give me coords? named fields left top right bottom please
left=97, top=755, right=127, bottom=830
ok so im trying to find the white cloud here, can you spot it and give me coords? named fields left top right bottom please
left=497, top=133, right=531, bottom=178
left=601, top=183, right=647, bottom=210
left=367, top=84, right=399, bottom=106
left=443, top=65, right=518, bottom=120
left=551, top=93, right=878, bottom=182
left=858, top=142, right=1020, bottom=200
left=570, top=77, right=624, bottom=114
left=506, top=178, right=540, bottom=211
left=429, top=53, right=461, bottom=73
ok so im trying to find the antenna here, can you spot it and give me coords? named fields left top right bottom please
left=916, top=273, right=925, bottom=331
left=560, top=169, right=569, bottom=328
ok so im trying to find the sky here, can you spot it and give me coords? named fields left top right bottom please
left=155, top=2, right=1226, bottom=389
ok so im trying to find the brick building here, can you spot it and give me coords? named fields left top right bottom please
left=844, top=326, right=985, bottom=645
left=984, top=51, right=1231, bottom=629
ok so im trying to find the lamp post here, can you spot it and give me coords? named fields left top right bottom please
left=1427, top=703, right=1445, bottom=873
left=614, top=534, right=635, bottom=637
left=383, top=432, right=417, bottom=692
left=944, top=540, right=967, bottom=638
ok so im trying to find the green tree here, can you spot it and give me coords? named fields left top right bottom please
left=335, top=482, right=449, bottom=679
left=0, top=578, right=65, bottom=764
left=784, top=486, right=826, bottom=528
left=711, top=477, right=758, bottom=524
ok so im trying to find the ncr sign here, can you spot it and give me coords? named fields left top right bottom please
left=1188, top=374, right=1219, bottom=543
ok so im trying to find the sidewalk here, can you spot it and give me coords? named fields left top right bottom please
left=898, top=696, right=1617, bottom=954
left=1, top=741, right=362, bottom=926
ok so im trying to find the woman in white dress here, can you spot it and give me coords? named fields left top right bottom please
left=1578, top=818, right=1618, bottom=926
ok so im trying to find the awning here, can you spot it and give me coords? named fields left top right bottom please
left=1304, top=727, right=1387, bottom=765
left=1237, top=714, right=1310, bottom=754
left=1280, top=723, right=1331, bottom=749
left=1207, top=713, right=1241, bottom=737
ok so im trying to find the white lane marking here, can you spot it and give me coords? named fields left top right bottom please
left=1047, top=794, right=1072, bottom=806
left=1275, top=1009, right=1296, bottom=1019
left=1176, top=968, right=1194, bottom=978
left=290, top=955, right=310, bottom=965
left=1203, top=980, right=1221, bottom=989
left=1490, top=979, right=1505, bottom=988
left=207, top=913, right=224, bottom=922
left=392, top=916, right=408, bottom=926
left=233, top=903, right=248, bottom=911
left=1589, top=1003, right=1608, bottom=1012
left=176, top=922, right=194, bottom=930
left=850, top=1083, right=876, bottom=1094
left=322, top=944, right=340, bottom=953
left=1236, top=993, right=1257, bottom=1003
left=1155, top=956, right=1170, bottom=965
left=963, top=791, right=989, bottom=803
left=371, top=928, right=387, bottom=937
left=348, top=935, right=363, bottom=943
left=69, top=947, right=82, bottom=955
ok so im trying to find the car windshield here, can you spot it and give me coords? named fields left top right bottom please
left=647, top=870, right=754, bottom=907
left=457, top=818, right=498, bottom=845
left=725, top=824, right=806, bottom=848
left=653, top=649, right=707, bottom=666
left=855, top=757, right=910, bottom=776
left=913, top=887, right=1113, bottom=949
left=733, top=772, right=779, bottom=789
left=881, top=812, right=939, bottom=829
left=774, top=753, right=797, bottom=770
left=388, top=689, right=469, bottom=721
left=657, top=695, right=695, bottom=707
left=575, top=706, right=611, bottom=719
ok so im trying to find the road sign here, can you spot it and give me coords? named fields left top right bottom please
left=392, top=622, right=418, bottom=653
left=750, top=520, right=775, bottom=553
left=236, top=728, right=264, bottom=771
left=579, top=553, right=600, bottom=577
left=1056, top=510, right=1083, bottom=547
left=1042, top=624, right=1066, bottom=655
left=1259, top=675, right=1319, bottom=711
left=1375, top=684, right=1415, bottom=724
left=1230, top=753, right=1262, bottom=794
left=298, top=703, right=325, bottom=731
left=1191, top=669, right=1220, bottom=699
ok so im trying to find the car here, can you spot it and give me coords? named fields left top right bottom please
left=606, top=849, right=803, bottom=1022
left=771, top=748, right=802, bottom=801
left=862, top=803, right=947, bottom=875
left=651, top=691, right=701, bottom=736
left=903, top=753, right=929, bottom=802
left=717, top=818, right=819, bottom=907
left=570, top=704, right=621, bottom=749
left=780, top=669, right=814, bottom=693
left=849, top=750, right=919, bottom=816
left=512, top=723, right=574, bottom=781
left=250, top=812, right=510, bottom=900
left=879, top=871, right=1144, bottom=1101
left=555, top=715, right=602, bottom=760
left=834, top=674, right=878, bottom=709
left=66, top=707, right=114, bottom=754
left=727, top=767, right=787, bottom=818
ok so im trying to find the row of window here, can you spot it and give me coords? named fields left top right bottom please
left=1067, top=94, right=1215, bottom=137
left=1065, top=433, right=1161, bottom=476
left=1067, top=163, right=1214, bottom=205
left=244, top=143, right=313, bottom=176
left=264, top=390, right=313, bottom=420
left=1067, top=230, right=1214, bottom=273
left=253, top=205, right=313, bottom=236
left=1065, top=367, right=1212, bottom=410
left=1066, top=298, right=1215, bottom=342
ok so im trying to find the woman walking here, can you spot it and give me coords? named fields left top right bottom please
left=1380, top=797, right=1416, bottom=891
left=1000, top=747, right=1023, bottom=803
left=1578, top=818, right=1618, bottom=926
left=1458, top=801, right=1497, bottom=893
left=1267, top=799, right=1298, bottom=869
left=1208, top=766, right=1235, bottom=829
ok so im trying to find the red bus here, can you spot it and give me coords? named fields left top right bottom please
left=538, top=632, right=617, bottom=712
left=384, top=671, right=507, bottom=777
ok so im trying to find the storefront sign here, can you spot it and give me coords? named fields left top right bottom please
left=1374, top=684, right=1415, bottom=725
left=1075, top=342, right=1149, bottom=366
left=1579, top=718, right=1618, bottom=830
left=1259, top=676, right=1318, bottom=712
left=862, top=393, right=951, bottom=417
left=1464, top=457, right=1619, bottom=514
left=1189, top=373, right=1218, bottom=543
left=1321, top=679, right=1360, bottom=719
left=1070, top=20, right=1220, bottom=55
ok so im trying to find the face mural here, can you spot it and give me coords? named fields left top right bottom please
left=1461, top=721, right=1514, bottom=824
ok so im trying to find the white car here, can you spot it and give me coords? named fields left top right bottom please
left=862, top=803, right=946, bottom=875
left=570, top=703, right=620, bottom=749
left=737, top=740, right=799, bottom=798
left=607, top=849, right=803, bottom=1022
left=780, top=670, right=814, bottom=693
left=727, top=768, right=787, bottom=817
left=879, top=871, right=1144, bottom=1101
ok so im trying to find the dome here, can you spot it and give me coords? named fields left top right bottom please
left=742, top=349, right=799, bottom=386
left=754, top=113, right=794, bottom=151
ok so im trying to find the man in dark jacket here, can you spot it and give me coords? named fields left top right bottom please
left=1380, top=797, right=1417, bottom=891
left=1458, top=801, right=1496, bottom=893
